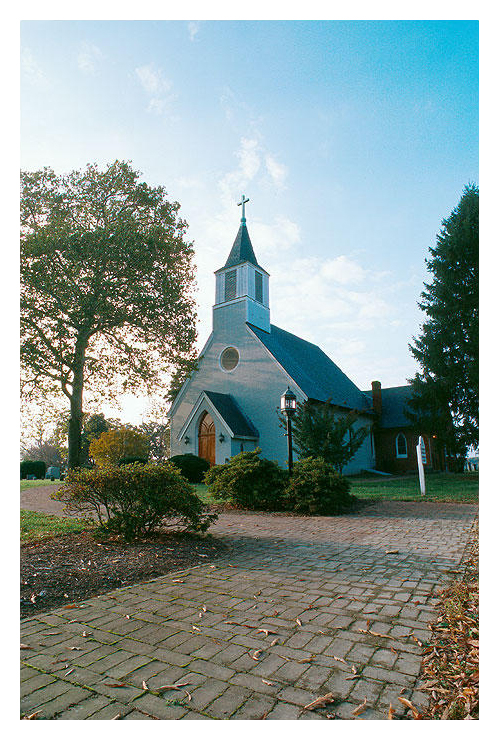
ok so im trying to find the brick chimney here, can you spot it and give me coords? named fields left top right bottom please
left=371, top=380, right=382, bottom=415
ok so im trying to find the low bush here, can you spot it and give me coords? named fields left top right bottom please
left=169, top=453, right=210, bottom=483
left=117, top=455, right=148, bottom=466
left=204, top=448, right=287, bottom=511
left=20, top=460, right=47, bottom=480
left=285, top=457, right=355, bottom=515
left=53, top=462, right=217, bottom=542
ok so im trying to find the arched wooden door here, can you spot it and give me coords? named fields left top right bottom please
left=198, top=412, right=216, bottom=466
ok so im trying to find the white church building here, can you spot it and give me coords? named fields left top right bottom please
left=168, top=197, right=377, bottom=474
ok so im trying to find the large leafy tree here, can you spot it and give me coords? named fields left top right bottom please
left=290, top=401, right=369, bottom=474
left=21, top=161, right=197, bottom=468
left=409, top=185, right=478, bottom=449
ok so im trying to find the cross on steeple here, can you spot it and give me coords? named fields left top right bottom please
left=237, top=194, right=249, bottom=222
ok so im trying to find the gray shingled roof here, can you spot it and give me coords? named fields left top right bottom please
left=204, top=391, right=259, bottom=438
left=223, top=222, right=262, bottom=269
left=362, top=385, right=413, bottom=428
left=249, top=324, right=372, bottom=413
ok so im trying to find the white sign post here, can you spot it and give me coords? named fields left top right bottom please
left=416, top=435, right=426, bottom=496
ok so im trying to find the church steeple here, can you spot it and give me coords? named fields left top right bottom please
left=213, top=195, right=270, bottom=333
left=223, top=196, right=262, bottom=270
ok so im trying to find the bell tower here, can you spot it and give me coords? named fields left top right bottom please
left=213, top=195, right=270, bottom=333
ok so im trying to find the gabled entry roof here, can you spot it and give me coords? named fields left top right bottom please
left=248, top=323, right=373, bottom=414
left=176, top=390, right=259, bottom=442
left=204, top=391, right=259, bottom=438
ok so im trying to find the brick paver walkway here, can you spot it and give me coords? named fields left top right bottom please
left=20, top=501, right=477, bottom=720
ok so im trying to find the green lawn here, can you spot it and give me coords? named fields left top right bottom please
left=349, top=472, right=478, bottom=503
left=20, top=510, right=91, bottom=542
left=20, top=479, right=61, bottom=492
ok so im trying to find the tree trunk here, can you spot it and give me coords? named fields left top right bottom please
left=67, top=333, right=88, bottom=470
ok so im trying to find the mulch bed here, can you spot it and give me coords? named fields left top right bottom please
left=20, top=530, right=228, bottom=618
left=419, top=518, right=479, bottom=719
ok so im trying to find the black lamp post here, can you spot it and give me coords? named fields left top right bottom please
left=281, top=387, right=297, bottom=474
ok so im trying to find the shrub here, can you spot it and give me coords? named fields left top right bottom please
left=52, top=462, right=217, bottom=542
left=118, top=455, right=148, bottom=466
left=204, top=448, right=287, bottom=511
left=284, top=457, right=355, bottom=515
left=20, top=460, right=47, bottom=480
left=169, top=453, right=210, bottom=483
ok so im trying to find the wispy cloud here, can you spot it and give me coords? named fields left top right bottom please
left=21, top=47, right=48, bottom=87
left=265, top=154, right=288, bottom=190
left=135, top=63, right=174, bottom=114
left=77, top=42, right=103, bottom=73
left=187, top=21, right=201, bottom=41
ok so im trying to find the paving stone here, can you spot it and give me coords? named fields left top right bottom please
left=205, top=685, right=252, bottom=718
left=52, top=693, right=113, bottom=719
left=265, top=701, right=302, bottom=720
left=131, top=693, right=188, bottom=719
left=32, top=687, right=93, bottom=718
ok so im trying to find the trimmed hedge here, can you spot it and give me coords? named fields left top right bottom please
left=285, top=457, right=354, bottom=515
left=169, top=453, right=210, bottom=483
left=204, top=448, right=287, bottom=511
left=53, top=462, right=217, bottom=542
left=20, top=460, right=47, bottom=480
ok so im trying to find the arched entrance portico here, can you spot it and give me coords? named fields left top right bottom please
left=198, top=411, right=216, bottom=466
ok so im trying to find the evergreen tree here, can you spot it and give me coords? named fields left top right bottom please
left=291, top=401, right=369, bottom=474
left=409, top=184, right=478, bottom=449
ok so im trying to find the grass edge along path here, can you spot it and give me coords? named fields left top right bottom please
left=419, top=518, right=479, bottom=719
left=20, top=510, right=91, bottom=542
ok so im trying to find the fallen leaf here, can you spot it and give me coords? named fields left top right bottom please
left=20, top=644, right=31, bottom=650
left=124, top=614, right=130, bottom=620
left=21, top=712, right=40, bottom=720
left=261, top=679, right=274, bottom=686
left=388, top=703, right=395, bottom=719
left=192, top=625, right=201, bottom=632
left=142, top=680, right=149, bottom=690
left=385, top=550, right=399, bottom=555
left=303, top=692, right=336, bottom=711
left=30, top=594, right=37, bottom=603
left=297, top=655, right=316, bottom=664
left=64, top=668, right=74, bottom=676
left=111, top=714, right=121, bottom=720
left=257, top=628, right=278, bottom=636
left=252, top=650, right=263, bottom=661
left=398, top=696, right=424, bottom=719
left=68, top=646, right=82, bottom=651
left=104, top=682, right=128, bottom=688
left=156, top=682, right=190, bottom=691
left=296, top=618, right=302, bottom=626
left=332, top=655, right=347, bottom=664
left=352, top=697, right=368, bottom=716
left=172, top=580, right=184, bottom=583
left=270, top=638, right=279, bottom=647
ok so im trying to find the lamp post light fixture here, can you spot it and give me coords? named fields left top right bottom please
left=281, top=387, right=297, bottom=474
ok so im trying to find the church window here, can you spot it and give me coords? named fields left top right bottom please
left=220, top=346, right=239, bottom=371
left=224, top=270, right=237, bottom=301
left=255, top=271, right=263, bottom=303
left=396, top=433, right=408, bottom=458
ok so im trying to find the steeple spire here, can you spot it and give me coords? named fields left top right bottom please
left=223, top=194, right=260, bottom=269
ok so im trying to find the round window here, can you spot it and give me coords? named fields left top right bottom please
left=220, top=346, right=239, bottom=371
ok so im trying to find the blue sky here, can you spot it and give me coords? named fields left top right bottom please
left=20, top=19, right=479, bottom=424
